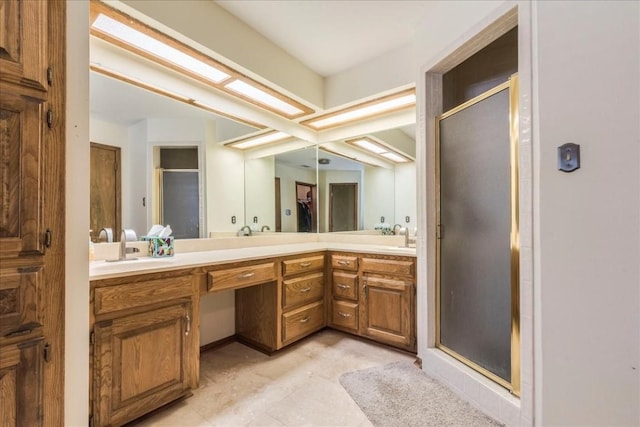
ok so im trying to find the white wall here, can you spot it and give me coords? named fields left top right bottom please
left=66, top=1, right=90, bottom=426
left=206, top=138, right=245, bottom=233
left=394, top=163, right=417, bottom=231
left=245, top=156, right=276, bottom=230
left=363, top=166, right=395, bottom=229
left=532, top=2, right=640, bottom=425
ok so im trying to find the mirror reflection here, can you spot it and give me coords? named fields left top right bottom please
left=90, top=70, right=416, bottom=240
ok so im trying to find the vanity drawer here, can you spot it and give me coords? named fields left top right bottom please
left=282, top=301, right=324, bottom=344
left=208, top=262, right=276, bottom=292
left=94, top=275, right=192, bottom=316
left=331, top=254, right=358, bottom=271
left=332, top=271, right=358, bottom=301
left=331, top=300, right=358, bottom=331
left=282, top=254, right=324, bottom=277
left=282, top=272, right=324, bottom=311
left=361, top=257, right=414, bottom=277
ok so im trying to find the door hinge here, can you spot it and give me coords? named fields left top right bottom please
left=437, top=224, right=444, bottom=240
left=43, top=343, right=51, bottom=362
left=90, top=331, right=95, bottom=345
left=89, top=414, right=94, bottom=427
left=47, top=67, right=53, bottom=85
left=46, top=110, right=53, bottom=128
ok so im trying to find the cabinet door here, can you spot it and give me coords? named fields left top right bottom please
left=0, top=338, right=44, bottom=426
left=92, top=302, right=193, bottom=427
left=0, top=0, right=49, bottom=91
left=0, top=90, right=46, bottom=258
left=361, top=275, right=415, bottom=350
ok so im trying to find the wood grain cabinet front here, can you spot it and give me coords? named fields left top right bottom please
left=282, top=255, right=325, bottom=277
left=92, top=301, right=194, bottom=427
left=282, top=272, right=324, bottom=311
left=90, top=270, right=198, bottom=426
left=331, top=300, right=358, bottom=332
left=329, top=252, right=416, bottom=352
left=0, top=338, right=45, bottom=426
left=282, top=301, right=325, bottom=345
left=208, top=262, right=276, bottom=292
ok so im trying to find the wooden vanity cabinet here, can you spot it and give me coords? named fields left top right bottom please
left=280, top=254, right=326, bottom=347
left=90, top=270, right=198, bottom=427
left=329, top=252, right=416, bottom=352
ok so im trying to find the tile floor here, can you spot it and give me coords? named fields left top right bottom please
left=133, top=329, right=415, bottom=427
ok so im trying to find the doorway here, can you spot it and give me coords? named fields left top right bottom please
left=158, top=147, right=200, bottom=239
left=90, top=142, right=121, bottom=242
left=329, top=183, right=358, bottom=232
left=295, top=181, right=317, bottom=232
left=436, top=77, right=520, bottom=392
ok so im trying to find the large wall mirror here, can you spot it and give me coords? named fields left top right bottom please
left=90, top=70, right=417, bottom=241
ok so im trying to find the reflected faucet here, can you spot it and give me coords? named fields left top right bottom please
left=238, top=225, right=252, bottom=236
left=261, top=225, right=271, bottom=232
left=393, top=224, right=402, bottom=235
left=106, top=229, right=139, bottom=262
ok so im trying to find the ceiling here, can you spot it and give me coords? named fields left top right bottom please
left=90, top=0, right=419, bottom=153
left=215, top=0, right=436, bottom=77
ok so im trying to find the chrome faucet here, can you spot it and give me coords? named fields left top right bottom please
left=118, top=229, right=139, bottom=261
left=261, top=225, right=271, bottom=232
left=238, top=225, right=252, bottom=236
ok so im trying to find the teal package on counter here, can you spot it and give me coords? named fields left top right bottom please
left=142, top=236, right=174, bottom=257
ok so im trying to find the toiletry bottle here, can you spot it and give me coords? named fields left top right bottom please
left=89, top=231, right=95, bottom=261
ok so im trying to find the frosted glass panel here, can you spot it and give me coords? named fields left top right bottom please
left=162, top=171, right=199, bottom=239
left=439, top=88, right=512, bottom=382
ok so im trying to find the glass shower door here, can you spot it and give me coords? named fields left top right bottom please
left=436, top=77, right=519, bottom=392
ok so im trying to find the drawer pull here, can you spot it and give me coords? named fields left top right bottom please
left=337, top=260, right=350, bottom=266
left=238, top=272, right=256, bottom=279
left=337, top=284, right=351, bottom=289
left=299, top=316, right=311, bottom=323
left=338, top=312, right=351, bottom=318
left=299, top=287, right=312, bottom=293
left=299, top=262, right=312, bottom=268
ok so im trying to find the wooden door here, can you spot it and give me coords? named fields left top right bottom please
left=0, top=0, right=66, bottom=425
left=329, top=183, right=357, bottom=232
left=92, top=302, right=193, bottom=426
left=90, top=143, right=121, bottom=242
left=361, top=274, right=414, bottom=350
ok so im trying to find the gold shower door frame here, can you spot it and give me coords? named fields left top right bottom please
left=435, top=75, right=520, bottom=395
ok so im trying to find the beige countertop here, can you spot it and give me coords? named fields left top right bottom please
left=90, top=242, right=416, bottom=281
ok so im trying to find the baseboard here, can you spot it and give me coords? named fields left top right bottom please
left=199, top=335, right=238, bottom=353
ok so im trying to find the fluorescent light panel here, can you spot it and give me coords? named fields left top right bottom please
left=90, top=2, right=314, bottom=120
left=225, top=80, right=304, bottom=116
left=93, top=14, right=231, bottom=83
left=346, top=136, right=410, bottom=164
left=305, top=92, right=416, bottom=129
left=227, top=131, right=290, bottom=150
left=352, top=138, right=387, bottom=154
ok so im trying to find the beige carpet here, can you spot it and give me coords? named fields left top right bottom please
left=339, top=361, right=503, bottom=427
